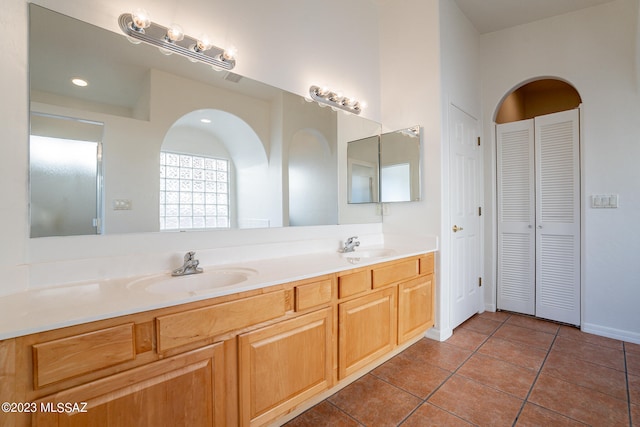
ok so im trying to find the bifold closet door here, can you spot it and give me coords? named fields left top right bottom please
left=497, top=119, right=536, bottom=315
left=496, top=109, right=580, bottom=325
left=534, top=109, right=580, bottom=325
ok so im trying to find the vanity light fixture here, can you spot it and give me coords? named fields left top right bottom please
left=118, top=9, right=236, bottom=70
left=309, top=85, right=364, bottom=115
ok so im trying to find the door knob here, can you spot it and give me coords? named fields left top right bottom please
left=452, top=225, right=463, bottom=232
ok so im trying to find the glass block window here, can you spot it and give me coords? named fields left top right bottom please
left=160, top=151, right=229, bottom=230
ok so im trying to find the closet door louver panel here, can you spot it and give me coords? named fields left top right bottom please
left=535, top=109, right=580, bottom=325
left=496, top=120, right=535, bottom=315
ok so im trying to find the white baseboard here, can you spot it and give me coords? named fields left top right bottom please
left=581, top=322, right=640, bottom=345
left=426, top=326, right=453, bottom=342
left=485, top=303, right=497, bottom=312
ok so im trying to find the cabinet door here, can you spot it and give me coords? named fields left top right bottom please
left=238, top=308, right=332, bottom=427
left=33, top=344, right=225, bottom=427
left=398, top=275, right=434, bottom=343
left=338, top=287, right=396, bottom=379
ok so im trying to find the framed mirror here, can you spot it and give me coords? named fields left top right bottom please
left=380, top=126, right=421, bottom=202
left=347, top=136, right=379, bottom=204
left=28, top=4, right=381, bottom=237
left=346, top=126, right=421, bottom=204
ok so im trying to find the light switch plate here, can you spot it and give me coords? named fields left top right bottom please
left=113, top=199, right=132, bottom=210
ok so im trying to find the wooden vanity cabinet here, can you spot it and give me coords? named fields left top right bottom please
left=398, top=253, right=435, bottom=343
left=398, top=274, right=434, bottom=343
left=238, top=308, right=333, bottom=427
left=338, top=287, right=397, bottom=379
left=1, top=252, right=435, bottom=427
left=32, top=343, right=226, bottom=427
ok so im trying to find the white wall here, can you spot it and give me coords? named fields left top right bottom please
left=378, top=0, right=442, bottom=236
left=480, top=0, right=640, bottom=342
left=437, top=0, right=482, bottom=339
left=0, top=0, right=383, bottom=295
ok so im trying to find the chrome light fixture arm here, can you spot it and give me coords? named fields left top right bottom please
left=118, top=13, right=236, bottom=70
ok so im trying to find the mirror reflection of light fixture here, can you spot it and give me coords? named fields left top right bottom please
left=309, top=85, right=364, bottom=115
left=118, top=11, right=236, bottom=70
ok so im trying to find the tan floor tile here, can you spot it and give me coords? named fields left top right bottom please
left=401, top=339, right=472, bottom=372
left=284, top=401, right=359, bottom=427
left=446, top=328, right=489, bottom=351
left=401, top=402, right=473, bottom=427
left=553, top=336, right=625, bottom=371
left=428, top=374, right=523, bottom=426
left=372, top=352, right=450, bottom=399
left=478, top=336, right=548, bottom=371
left=632, top=403, right=640, bottom=427
left=542, top=349, right=628, bottom=400
left=628, top=351, right=640, bottom=376
left=494, top=323, right=555, bottom=350
left=328, top=374, right=420, bottom=426
left=559, top=325, right=623, bottom=350
left=515, top=403, right=588, bottom=426
left=457, top=353, right=537, bottom=399
left=528, top=374, right=629, bottom=426
left=630, top=374, right=640, bottom=405
left=458, top=315, right=503, bottom=335
left=626, top=341, right=640, bottom=354
left=506, top=314, right=560, bottom=335
left=478, top=311, right=511, bottom=322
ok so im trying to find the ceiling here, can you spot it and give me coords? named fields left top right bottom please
left=452, top=0, right=617, bottom=34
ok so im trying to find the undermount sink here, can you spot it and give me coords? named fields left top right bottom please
left=127, top=268, right=258, bottom=295
left=340, top=248, right=397, bottom=259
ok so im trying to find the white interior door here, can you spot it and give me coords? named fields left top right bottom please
left=535, top=109, right=581, bottom=325
left=449, top=105, right=482, bottom=329
left=496, top=119, right=536, bottom=315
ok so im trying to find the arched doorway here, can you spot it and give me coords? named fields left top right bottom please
left=494, top=78, right=582, bottom=326
left=496, top=79, right=581, bottom=124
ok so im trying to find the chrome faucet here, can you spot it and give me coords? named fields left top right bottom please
left=342, top=236, right=360, bottom=253
left=172, top=251, right=203, bottom=276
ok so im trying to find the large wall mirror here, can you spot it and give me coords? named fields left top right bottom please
left=347, top=126, right=422, bottom=204
left=28, top=4, right=381, bottom=237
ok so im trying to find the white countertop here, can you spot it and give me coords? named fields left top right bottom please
left=0, top=244, right=436, bottom=340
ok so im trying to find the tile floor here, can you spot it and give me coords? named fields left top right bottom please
left=284, top=311, right=640, bottom=426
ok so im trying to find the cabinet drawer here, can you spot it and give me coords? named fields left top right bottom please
left=372, top=259, right=418, bottom=288
left=156, top=290, right=286, bottom=353
left=33, top=323, right=135, bottom=388
left=295, top=279, right=332, bottom=311
left=338, top=270, right=371, bottom=299
left=420, top=252, right=435, bottom=275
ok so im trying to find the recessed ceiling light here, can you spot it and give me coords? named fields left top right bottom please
left=200, top=118, right=211, bottom=124
left=71, top=78, right=88, bottom=87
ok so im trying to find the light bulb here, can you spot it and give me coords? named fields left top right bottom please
left=131, top=8, right=151, bottom=32
left=222, top=46, right=238, bottom=61
left=166, top=23, right=184, bottom=43
left=195, top=34, right=212, bottom=52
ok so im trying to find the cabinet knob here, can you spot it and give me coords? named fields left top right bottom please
left=452, top=225, right=463, bottom=233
